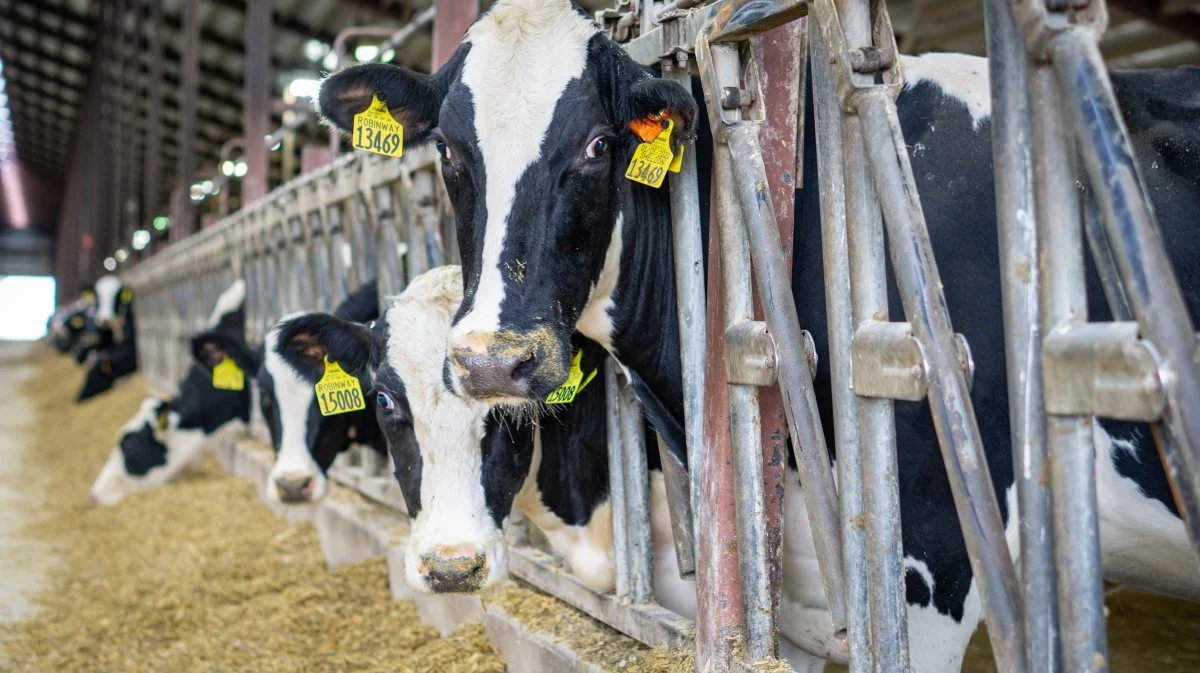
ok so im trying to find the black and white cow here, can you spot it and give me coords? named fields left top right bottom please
left=47, top=299, right=100, bottom=364
left=275, top=266, right=699, bottom=613
left=256, top=279, right=384, bottom=504
left=90, top=280, right=257, bottom=505
left=318, top=2, right=1200, bottom=669
left=76, top=275, right=140, bottom=402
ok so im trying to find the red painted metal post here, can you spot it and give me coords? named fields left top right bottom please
left=432, top=0, right=477, bottom=70
left=697, top=180, right=745, bottom=673
left=750, top=18, right=805, bottom=636
left=243, top=0, right=271, bottom=205
left=142, top=0, right=164, bottom=241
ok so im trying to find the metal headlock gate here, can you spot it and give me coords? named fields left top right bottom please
left=120, top=0, right=1200, bottom=672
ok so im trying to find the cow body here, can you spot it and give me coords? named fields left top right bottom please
left=90, top=280, right=255, bottom=505
left=317, top=3, right=1200, bottom=669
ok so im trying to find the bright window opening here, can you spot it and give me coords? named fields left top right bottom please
left=0, top=275, right=57, bottom=340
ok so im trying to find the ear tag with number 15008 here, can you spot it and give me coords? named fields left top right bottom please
left=212, top=357, right=245, bottom=391
left=626, top=118, right=678, bottom=188
left=546, top=350, right=599, bottom=405
left=352, top=95, right=404, bottom=158
left=315, top=356, right=366, bottom=417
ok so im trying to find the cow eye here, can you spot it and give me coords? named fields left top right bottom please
left=376, top=391, right=396, bottom=414
left=435, top=139, right=452, bottom=162
left=585, top=135, right=609, bottom=160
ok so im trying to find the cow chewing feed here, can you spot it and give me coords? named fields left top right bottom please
left=90, top=280, right=255, bottom=505
left=319, top=3, right=1200, bottom=669
left=257, top=279, right=383, bottom=504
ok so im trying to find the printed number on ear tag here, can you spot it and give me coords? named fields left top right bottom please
left=625, top=118, right=675, bottom=188
left=352, top=95, right=404, bottom=158
left=212, top=357, right=245, bottom=391
left=546, top=351, right=599, bottom=405
left=315, top=356, right=366, bottom=417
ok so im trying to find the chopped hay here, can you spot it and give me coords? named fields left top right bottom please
left=1, top=347, right=503, bottom=673
left=484, top=584, right=697, bottom=672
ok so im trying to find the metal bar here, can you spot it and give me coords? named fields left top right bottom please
left=1031, top=58, right=1108, bottom=673
left=624, top=0, right=808, bottom=65
left=859, top=88, right=1026, bottom=673
left=618, top=373, right=654, bottom=604
left=605, top=360, right=632, bottom=600
left=170, top=0, right=200, bottom=241
left=243, top=0, right=271, bottom=203
left=433, top=0, right=479, bottom=70
left=727, top=90, right=849, bottom=644
left=809, top=24, right=870, bottom=673
left=984, top=1, right=1058, bottom=671
left=1081, top=181, right=1132, bottom=322
left=1051, top=31, right=1200, bottom=564
left=663, top=63, right=702, bottom=580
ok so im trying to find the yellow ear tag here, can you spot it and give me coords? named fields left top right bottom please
left=82, top=290, right=95, bottom=302
left=119, top=288, right=133, bottom=304
left=157, top=412, right=171, bottom=432
left=212, top=357, right=245, bottom=391
left=668, top=143, right=684, bottom=173
left=625, top=118, right=675, bottom=188
left=69, top=316, right=84, bottom=329
left=546, top=351, right=599, bottom=405
left=315, top=356, right=367, bottom=417
left=352, top=95, right=404, bottom=158
left=100, top=361, right=112, bottom=375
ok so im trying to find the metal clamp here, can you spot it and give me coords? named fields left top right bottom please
left=851, top=321, right=975, bottom=401
left=1042, top=321, right=1166, bottom=421
left=725, top=320, right=819, bottom=386
left=1010, top=0, right=1109, bottom=61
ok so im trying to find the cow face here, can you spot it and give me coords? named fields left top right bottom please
left=89, top=332, right=256, bottom=505
left=317, top=0, right=695, bottom=406
left=91, top=274, right=133, bottom=337
left=258, top=314, right=379, bottom=505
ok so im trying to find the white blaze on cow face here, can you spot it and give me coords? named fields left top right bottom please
left=446, top=0, right=600, bottom=352
left=262, top=323, right=327, bottom=504
left=92, top=274, right=123, bottom=327
left=89, top=397, right=209, bottom=506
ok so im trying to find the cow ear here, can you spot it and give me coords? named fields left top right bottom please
left=318, top=63, right=442, bottom=139
left=191, top=330, right=255, bottom=374
left=619, top=78, right=698, bottom=141
left=274, top=313, right=374, bottom=379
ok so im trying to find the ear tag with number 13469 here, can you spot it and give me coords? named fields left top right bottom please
left=315, top=356, right=366, bottom=417
left=352, top=95, right=404, bottom=158
left=625, top=118, right=683, bottom=189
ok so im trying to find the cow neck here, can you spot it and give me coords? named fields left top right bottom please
left=605, top=181, right=687, bottom=459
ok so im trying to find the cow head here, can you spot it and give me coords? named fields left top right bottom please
left=89, top=330, right=257, bottom=505
left=317, top=0, right=695, bottom=406
left=91, top=274, right=133, bottom=337
left=278, top=266, right=543, bottom=593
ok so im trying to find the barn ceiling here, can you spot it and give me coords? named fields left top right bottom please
left=0, top=0, right=1195, bottom=232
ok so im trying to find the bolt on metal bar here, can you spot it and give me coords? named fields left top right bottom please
left=809, top=26, right=871, bottom=671
left=606, top=359, right=632, bottom=600
left=982, top=1, right=1058, bottom=671
left=1050, top=30, right=1200, bottom=565
left=617, top=371, right=654, bottom=604
left=662, top=62, right=702, bottom=580
left=858, top=86, right=1026, bottom=673
left=1030, top=60, right=1108, bottom=673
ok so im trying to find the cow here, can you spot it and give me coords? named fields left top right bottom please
left=89, top=280, right=257, bottom=505
left=316, top=2, right=1200, bottom=669
left=47, top=299, right=100, bottom=364
left=255, top=279, right=384, bottom=504
left=76, top=275, right=139, bottom=401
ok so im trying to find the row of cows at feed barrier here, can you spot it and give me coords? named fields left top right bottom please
left=45, top=1, right=1200, bottom=671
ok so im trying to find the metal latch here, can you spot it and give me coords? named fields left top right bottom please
left=851, top=321, right=974, bottom=401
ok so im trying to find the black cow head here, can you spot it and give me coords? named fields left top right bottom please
left=316, top=1, right=695, bottom=406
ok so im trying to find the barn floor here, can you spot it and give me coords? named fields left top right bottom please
left=0, top=342, right=1197, bottom=673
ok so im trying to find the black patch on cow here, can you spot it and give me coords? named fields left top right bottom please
left=481, top=413, right=536, bottom=528
left=372, top=352, right=424, bottom=518
left=905, top=567, right=933, bottom=609
left=121, top=422, right=168, bottom=476
left=334, top=279, right=382, bottom=323
left=1101, top=419, right=1179, bottom=516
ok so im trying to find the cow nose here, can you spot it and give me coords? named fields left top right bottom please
left=419, top=546, right=488, bottom=593
left=274, top=475, right=313, bottom=503
left=450, top=346, right=535, bottom=399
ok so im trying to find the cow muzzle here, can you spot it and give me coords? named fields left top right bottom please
left=273, top=473, right=316, bottom=503
left=417, top=545, right=489, bottom=594
left=447, top=329, right=567, bottom=402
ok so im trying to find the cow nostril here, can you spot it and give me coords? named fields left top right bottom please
left=419, top=552, right=488, bottom=593
left=275, top=476, right=314, bottom=503
left=510, top=349, right=536, bottom=383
